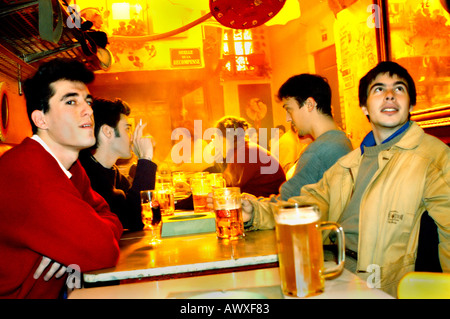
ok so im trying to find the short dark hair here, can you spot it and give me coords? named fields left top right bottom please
left=23, top=58, right=95, bottom=134
left=91, top=98, right=131, bottom=148
left=358, top=61, right=416, bottom=107
left=277, top=74, right=332, bottom=117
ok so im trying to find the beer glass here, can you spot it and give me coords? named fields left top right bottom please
left=172, top=172, right=191, bottom=201
left=194, top=172, right=209, bottom=179
left=172, top=172, right=187, bottom=185
left=191, top=178, right=212, bottom=213
left=140, top=190, right=163, bottom=245
left=207, top=173, right=226, bottom=188
left=156, top=183, right=175, bottom=216
left=274, top=204, right=345, bottom=298
left=212, top=187, right=244, bottom=240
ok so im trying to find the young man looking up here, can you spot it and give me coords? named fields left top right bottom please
left=79, top=98, right=157, bottom=231
left=242, top=62, right=449, bottom=296
left=0, top=58, right=123, bottom=298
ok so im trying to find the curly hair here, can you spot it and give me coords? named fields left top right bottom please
left=215, top=116, right=250, bottom=147
left=216, top=116, right=249, bottom=135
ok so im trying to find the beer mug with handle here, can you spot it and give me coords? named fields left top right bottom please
left=274, top=203, right=345, bottom=298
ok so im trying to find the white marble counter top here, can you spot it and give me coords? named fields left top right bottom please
left=83, top=228, right=278, bottom=284
left=72, top=267, right=394, bottom=299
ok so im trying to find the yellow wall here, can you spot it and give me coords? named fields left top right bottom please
left=334, top=0, right=376, bottom=146
left=266, top=1, right=336, bottom=130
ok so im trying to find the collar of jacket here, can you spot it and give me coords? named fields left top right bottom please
left=359, top=121, right=411, bottom=154
left=339, top=121, right=423, bottom=170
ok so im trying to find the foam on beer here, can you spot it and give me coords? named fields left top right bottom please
left=275, top=207, right=319, bottom=225
left=214, top=202, right=240, bottom=210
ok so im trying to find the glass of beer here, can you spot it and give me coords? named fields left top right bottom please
left=172, top=172, right=191, bottom=201
left=274, top=204, right=345, bottom=298
left=191, top=178, right=212, bottom=213
left=212, top=187, right=245, bottom=240
left=156, top=183, right=175, bottom=216
left=207, top=173, right=226, bottom=188
left=140, top=190, right=163, bottom=245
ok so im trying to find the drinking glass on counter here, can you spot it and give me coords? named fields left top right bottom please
left=207, top=173, right=226, bottom=188
left=191, top=178, right=212, bottom=213
left=172, top=172, right=187, bottom=184
left=156, top=183, right=175, bottom=216
left=172, top=172, right=191, bottom=201
left=156, top=169, right=172, bottom=184
left=194, top=172, right=209, bottom=179
left=140, top=190, right=163, bottom=245
left=274, top=204, right=345, bottom=298
left=212, top=187, right=244, bottom=240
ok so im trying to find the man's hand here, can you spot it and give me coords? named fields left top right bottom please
left=132, top=121, right=155, bottom=160
left=33, top=256, right=67, bottom=281
left=207, top=192, right=255, bottom=223
left=241, top=193, right=256, bottom=223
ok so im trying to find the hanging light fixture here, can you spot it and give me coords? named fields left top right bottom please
left=209, top=0, right=287, bottom=29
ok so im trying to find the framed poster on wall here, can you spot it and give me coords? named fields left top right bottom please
left=237, top=83, right=274, bottom=147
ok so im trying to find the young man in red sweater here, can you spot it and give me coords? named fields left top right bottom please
left=0, top=58, right=123, bottom=298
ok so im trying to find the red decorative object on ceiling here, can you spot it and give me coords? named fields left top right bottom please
left=209, top=0, right=286, bottom=29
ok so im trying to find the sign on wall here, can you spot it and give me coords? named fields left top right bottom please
left=170, top=48, right=202, bottom=67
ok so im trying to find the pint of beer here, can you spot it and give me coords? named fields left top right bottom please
left=156, top=183, right=175, bottom=216
left=191, top=178, right=212, bottom=213
left=274, top=204, right=345, bottom=298
left=212, top=187, right=244, bottom=240
left=140, top=190, right=163, bottom=245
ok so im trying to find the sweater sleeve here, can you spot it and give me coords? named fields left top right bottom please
left=280, top=152, right=322, bottom=200
left=1, top=155, right=123, bottom=273
left=120, top=159, right=157, bottom=231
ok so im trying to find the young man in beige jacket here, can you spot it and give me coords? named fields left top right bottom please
left=242, top=61, right=450, bottom=297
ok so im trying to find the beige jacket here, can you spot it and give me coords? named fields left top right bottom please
left=250, top=122, right=450, bottom=296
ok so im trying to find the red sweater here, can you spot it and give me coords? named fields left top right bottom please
left=223, top=141, right=286, bottom=198
left=0, top=138, right=123, bottom=298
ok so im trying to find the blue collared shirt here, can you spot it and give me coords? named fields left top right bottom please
left=360, top=121, right=411, bottom=155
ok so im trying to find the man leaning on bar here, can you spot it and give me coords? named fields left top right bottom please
left=0, top=58, right=123, bottom=299
left=242, top=61, right=450, bottom=297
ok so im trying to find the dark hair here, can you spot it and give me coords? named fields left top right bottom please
left=216, top=116, right=249, bottom=134
left=358, top=61, right=416, bottom=107
left=91, top=98, right=131, bottom=148
left=23, top=58, right=95, bottom=134
left=215, top=116, right=250, bottom=147
left=277, top=74, right=332, bottom=117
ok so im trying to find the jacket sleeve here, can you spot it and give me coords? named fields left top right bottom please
left=248, top=165, right=335, bottom=234
left=122, top=159, right=157, bottom=230
left=424, top=149, right=450, bottom=273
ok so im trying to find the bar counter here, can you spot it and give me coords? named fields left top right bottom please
left=71, top=266, right=394, bottom=299
left=83, top=226, right=278, bottom=285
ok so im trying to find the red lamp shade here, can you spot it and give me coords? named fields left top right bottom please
left=209, top=0, right=286, bottom=29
